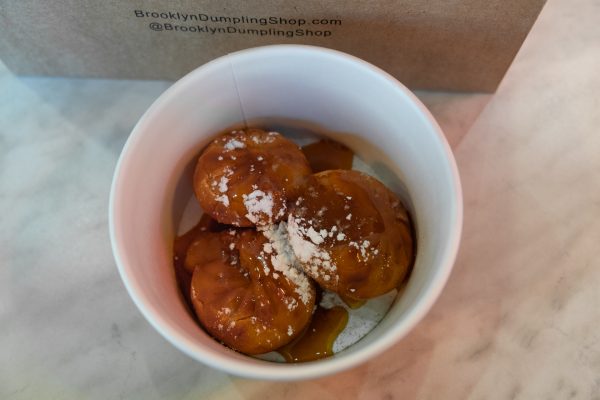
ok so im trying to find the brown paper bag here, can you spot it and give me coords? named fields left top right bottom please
left=0, top=0, right=546, bottom=91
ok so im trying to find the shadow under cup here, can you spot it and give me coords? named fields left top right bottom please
left=109, top=45, right=462, bottom=380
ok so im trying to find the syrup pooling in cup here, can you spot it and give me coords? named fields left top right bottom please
left=278, top=305, right=349, bottom=362
left=301, top=139, right=354, bottom=173
left=174, top=128, right=415, bottom=361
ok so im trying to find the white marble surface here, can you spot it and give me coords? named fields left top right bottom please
left=2, top=0, right=600, bottom=398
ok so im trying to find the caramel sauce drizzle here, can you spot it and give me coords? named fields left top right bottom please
left=173, top=136, right=404, bottom=362
left=277, top=306, right=349, bottom=363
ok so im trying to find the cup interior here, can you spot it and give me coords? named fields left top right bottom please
left=109, top=45, right=462, bottom=380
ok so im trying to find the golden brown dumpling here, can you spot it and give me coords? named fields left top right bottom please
left=287, top=170, right=414, bottom=300
left=189, top=229, right=316, bottom=355
left=184, top=229, right=240, bottom=275
left=173, top=214, right=229, bottom=309
left=193, top=129, right=311, bottom=227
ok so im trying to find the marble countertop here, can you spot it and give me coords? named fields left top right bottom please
left=2, top=0, right=599, bottom=398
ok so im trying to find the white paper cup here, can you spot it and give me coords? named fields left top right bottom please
left=109, top=45, right=462, bottom=380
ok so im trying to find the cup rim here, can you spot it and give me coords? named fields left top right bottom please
left=109, top=44, right=463, bottom=380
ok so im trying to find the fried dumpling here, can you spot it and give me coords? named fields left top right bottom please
left=189, top=229, right=316, bottom=355
left=287, top=170, right=414, bottom=300
left=193, top=129, right=311, bottom=227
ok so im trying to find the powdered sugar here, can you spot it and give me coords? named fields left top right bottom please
left=248, top=131, right=278, bottom=144
left=182, top=131, right=409, bottom=363
left=224, top=139, right=245, bottom=150
left=216, top=168, right=233, bottom=197
left=243, top=190, right=276, bottom=224
left=263, top=242, right=273, bottom=254
left=287, top=215, right=337, bottom=282
left=306, top=226, right=324, bottom=245
left=218, top=176, right=229, bottom=193
left=215, top=194, right=229, bottom=207
left=259, top=222, right=313, bottom=307
left=349, top=239, right=376, bottom=260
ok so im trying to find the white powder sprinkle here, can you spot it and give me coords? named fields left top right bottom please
left=350, top=240, right=375, bottom=259
left=257, top=156, right=264, bottom=161
left=360, top=240, right=371, bottom=258
left=287, top=215, right=337, bottom=282
left=218, top=176, right=229, bottom=193
left=248, top=131, right=278, bottom=144
left=263, top=243, right=273, bottom=254
left=229, top=242, right=235, bottom=250
left=306, top=227, right=324, bottom=245
left=287, top=325, right=294, bottom=336
left=260, top=222, right=313, bottom=306
left=285, top=297, right=298, bottom=311
left=243, top=190, right=275, bottom=224
left=346, top=213, right=352, bottom=220
left=215, top=194, right=229, bottom=207
left=224, top=139, right=245, bottom=150
left=276, top=206, right=286, bottom=219
left=336, top=233, right=346, bottom=241
left=218, top=156, right=223, bottom=161
left=287, top=217, right=319, bottom=263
